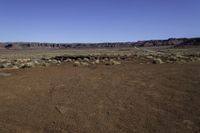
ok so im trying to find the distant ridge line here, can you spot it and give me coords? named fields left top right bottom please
left=0, top=37, right=199, bottom=49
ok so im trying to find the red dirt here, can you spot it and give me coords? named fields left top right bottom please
left=0, top=63, right=200, bottom=133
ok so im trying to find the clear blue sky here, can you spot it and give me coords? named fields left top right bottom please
left=0, top=0, right=200, bottom=43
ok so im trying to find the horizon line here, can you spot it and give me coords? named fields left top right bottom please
left=0, top=36, right=199, bottom=44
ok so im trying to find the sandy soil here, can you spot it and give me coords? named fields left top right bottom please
left=0, top=63, right=200, bottom=133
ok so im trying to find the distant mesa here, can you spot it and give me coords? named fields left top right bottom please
left=0, top=37, right=200, bottom=49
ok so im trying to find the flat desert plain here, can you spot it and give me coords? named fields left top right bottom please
left=0, top=47, right=200, bottom=133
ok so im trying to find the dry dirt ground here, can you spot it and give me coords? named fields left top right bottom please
left=0, top=63, right=200, bottom=133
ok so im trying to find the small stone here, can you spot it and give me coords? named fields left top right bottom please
left=33, top=60, right=40, bottom=65
left=42, top=63, right=49, bottom=67
left=51, top=59, right=58, bottom=64
left=105, top=62, right=112, bottom=65
left=152, top=58, right=164, bottom=64
left=20, top=62, right=34, bottom=68
left=73, top=61, right=81, bottom=67
left=104, top=58, right=109, bottom=61
left=146, top=56, right=154, bottom=59
left=81, top=62, right=89, bottom=66
left=77, top=58, right=82, bottom=61
left=57, top=60, right=61, bottom=64
left=117, top=57, right=121, bottom=60
left=55, top=105, right=71, bottom=114
left=95, top=59, right=100, bottom=64
left=22, top=59, right=31, bottom=62
left=83, top=58, right=90, bottom=62
left=110, top=59, right=121, bottom=65
left=65, top=58, right=72, bottom=62
left=91, top=62, right=96, bottom=65
left=12, top=66, right=19, bottom=69
left=47, top=59, right=52, bottom=62
left=16, top=59, right=23, bottom=63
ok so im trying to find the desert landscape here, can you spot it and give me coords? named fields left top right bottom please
left=0, top=38, right=200, bottom=133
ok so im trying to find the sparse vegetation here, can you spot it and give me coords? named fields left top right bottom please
left=0, top=40, right=200, bottom=133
